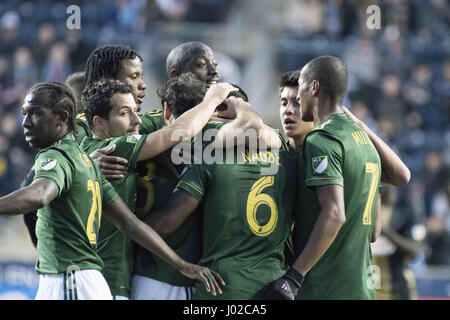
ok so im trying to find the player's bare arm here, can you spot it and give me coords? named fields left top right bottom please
left=256, top=184, right=346, bottom=300
left=144, top=189, right=200, bottom=238
left=136, top=83, right=237, bottom=161
left=90, top=144, right=128, bottom=179
left=291, top=184, right=346, bottom=276
left=211, top=96, right=282, bottom=149
left=0, top=178, right=57, bottom=215
left=372, top=197, right=382, bottom=243
left=343, top=107, right=410, bottom=186
left=103, top=197, right=224, bottom=295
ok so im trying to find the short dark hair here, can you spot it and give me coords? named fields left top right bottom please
left=214, top=83, right=249, bottom=112
left=82, top=78, right=133, bottom=128
left=65, top=71, right=85, bottom=112
left=279, top=70, right=300, bottom=92
left=28, top=82, right=77, bottom=133
left=85, top=45, right=143, bottom=85
left=227, top=83, right=248, bottom=102
left=157, top=72, right=208, bottom=117
left=165, top=41, right=214, bottom=78
left=301, top=55, right=348, bottom=103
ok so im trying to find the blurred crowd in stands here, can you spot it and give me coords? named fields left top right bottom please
left=0, top=0, right=448, bottom=266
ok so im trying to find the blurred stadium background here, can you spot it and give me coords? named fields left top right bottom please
left=0, top=0, right=448, bottom=299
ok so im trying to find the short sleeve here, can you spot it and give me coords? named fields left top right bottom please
left=34, top=149, right=73, bottom=197
left=110, top=134, right=148, bottom=169
left=303, top=131, right=344, bottom=188
left=175, top=164, right=210, bottom=202
left=139, top=109, right=164, bottom=134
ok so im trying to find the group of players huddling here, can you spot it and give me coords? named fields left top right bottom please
left=0, top=41, right=410, bottom=300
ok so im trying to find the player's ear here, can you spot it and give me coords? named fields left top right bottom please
left=311, top=80, right=320, bottom=96
left=93, top=115, right=105, bottom=128
left=163, top=101, right=172, bottom=122
left=170, top=69, right=180, bottom=78
left=57, top=110, right=69, bottom=127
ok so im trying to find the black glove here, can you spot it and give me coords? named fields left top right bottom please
left=255, top=268, right=304, bottom=300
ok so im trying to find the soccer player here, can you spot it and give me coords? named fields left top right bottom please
left=22, top=71, right=91, bottom=248
left=0, top=82, right=225, bottom=300
left=259, top=57, right=410, bottom=300
left=146, top=143, right=295, bottom=300
left=80, top=76, right=236, bottom=299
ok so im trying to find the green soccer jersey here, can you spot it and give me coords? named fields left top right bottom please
left=177, top=142, right=296, bottom=300
left=34, top=133, right=119, bottom=274
left=296, top=113, right=381, bottom=300
left=289, top=144, right=321, bottom=267
left=133, top=151, right=202, bottom=287
left=139, top=109, right=165, bottom=134
left=132, top=121, right=223, bottom=287
left=80, top=134, right=148, bottom=297
left=75, top=112, right=92, bottom=144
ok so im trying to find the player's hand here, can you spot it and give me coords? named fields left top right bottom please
left=254, top=268, right=304, bottom=300
left=90, top=144, right=128, bottom=179
left=179, top=262, right=225, bottom=296
left=204, top=83, right=238, bottom=106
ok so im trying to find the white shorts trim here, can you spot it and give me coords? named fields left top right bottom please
left=131, top=275, right=193, bottom=300
left=35, top=269, right=112, bottom=300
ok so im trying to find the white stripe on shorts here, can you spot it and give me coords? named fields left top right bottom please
left=35, top=269, right=112, bottom=300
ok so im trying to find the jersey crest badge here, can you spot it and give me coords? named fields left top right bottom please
left=126, top=134, right=142, bottom=143
left=40, top=158, right=58, bottom=171
left=312, top=156, right=328, bottom=174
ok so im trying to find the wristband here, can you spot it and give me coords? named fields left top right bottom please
left=285, top=267, right=304, bottom=288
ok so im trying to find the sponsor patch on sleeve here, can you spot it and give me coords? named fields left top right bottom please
left=312, top=156, right=328, bottom=174
left=126, top=135, right=142, bottom=143
left=40, top=158, right=58, bottom=171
